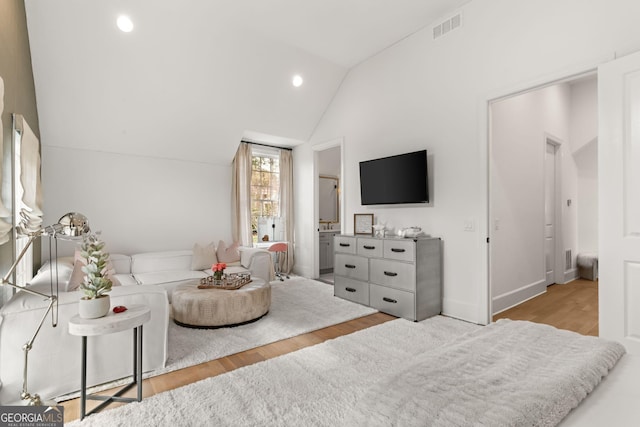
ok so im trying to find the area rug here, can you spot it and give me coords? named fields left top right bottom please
left=58, top=277, right=376, bottom=400
left=67, top=317, right=625, bottom=427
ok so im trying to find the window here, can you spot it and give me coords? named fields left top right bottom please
left=251, top=148, right=280, bottom=243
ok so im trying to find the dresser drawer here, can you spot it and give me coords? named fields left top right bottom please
left=334, top=254, right=368, bottom=281
left=370, top=259, right=416, bottom=292
left=383, top=239, right=415, bottom=262
left=334, top=236, right=356, bottom=254
left=334, top=277, right=369, bottom=306
left=370, top=284, right=415, bottom=320
left=357, top=238, right=383, bottom=258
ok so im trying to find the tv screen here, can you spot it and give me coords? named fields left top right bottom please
left=359, top=150, right=428, bottom=205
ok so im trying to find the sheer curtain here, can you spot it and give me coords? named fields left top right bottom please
left=280, top=149, right=294, bottom=274
left=231, top=142, right=253, bottom=247
left=0, top=78, right=10, bottom=245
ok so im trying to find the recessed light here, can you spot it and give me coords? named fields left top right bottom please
left=117, top=15, right=134, bottom=32
left=292, top=75, right=303, bottom=87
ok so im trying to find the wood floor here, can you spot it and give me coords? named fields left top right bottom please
left=61, top=278, right=597, bottom=423
left=493, top=278, right=599, bottom=336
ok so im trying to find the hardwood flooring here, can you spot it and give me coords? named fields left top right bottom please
left=493, top=279, right=599, bottom=336
left=61, top=279, right=597, bottom=423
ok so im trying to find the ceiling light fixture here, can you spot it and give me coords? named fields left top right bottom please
left=117, top=15, right=134, bottom=32
left=292, top=75, right=303, bottom=88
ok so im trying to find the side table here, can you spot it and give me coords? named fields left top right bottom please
left=68, top=304, right=151, bottom=420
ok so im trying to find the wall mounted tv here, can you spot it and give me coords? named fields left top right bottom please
left=359, top=150, right=428, bottom=205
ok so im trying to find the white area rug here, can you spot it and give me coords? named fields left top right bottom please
left=58, top=277, right=376, bottom=400
left=67, top=317, right=625, bottom=427
left=68, top=316, right=477, bottom=426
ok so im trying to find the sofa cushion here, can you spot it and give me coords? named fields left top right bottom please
left=131, top=250, right=192, bottom=274
left=36, top=256, right=74, bottom=275
left=113, top=273, right=139, bottom=286
left=217, top=240, right=241, bottom=263
left=191, top=242, right=217, bottom=270
left=134, top=270, right=207, bottom=286
left=110, top=253, right=132, bottom=274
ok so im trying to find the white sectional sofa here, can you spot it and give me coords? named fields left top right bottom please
left=114, top=246, right=273, bottom=302
left=0, top=246, right=272, bottom=404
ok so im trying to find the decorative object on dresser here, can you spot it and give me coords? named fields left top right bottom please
left=333, top=234, right=442, bottom=321
left=353, top=213, right=374, bottom=235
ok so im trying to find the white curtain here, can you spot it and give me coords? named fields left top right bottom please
left=0, top=77, right=11, bottom=245
left=231, top=142, right=253, bottom=247
left=17, top=118, right=43, bottom=234
left=280, top=149, right=294, bottom=274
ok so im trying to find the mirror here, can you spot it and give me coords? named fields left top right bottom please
left=319, top=176, right=339, bottom=223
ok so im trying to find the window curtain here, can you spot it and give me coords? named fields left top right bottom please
left=231, top=142, right=253, bottom=247
left=279, top=149, right=294, bottom=274
left=0, top=77, right=11, bottom=245
left=17, top=117, right=43, bottom=234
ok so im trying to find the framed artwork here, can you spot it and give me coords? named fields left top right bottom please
left=354, top=213, right=374, bottom=235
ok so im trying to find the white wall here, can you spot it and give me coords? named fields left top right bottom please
left=490, top=84, right=573, bottom=313
left=294, top=0, right=640, bottom=323
left=318, top=146, right=341, bottom=177
left=570, top=78, right=599, bottom=254
left=42, top=146, right=232, bottom=257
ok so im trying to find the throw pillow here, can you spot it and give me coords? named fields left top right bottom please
left=191, top=242, right=218, bottom=270
left=66, top=260, right=85, bottom=292
left=217, top=240, right=241, bottom=263
left=69, top=249, right=120, bottom=292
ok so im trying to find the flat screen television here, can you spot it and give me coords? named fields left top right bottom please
left=359, top=150, right=428, bottom=205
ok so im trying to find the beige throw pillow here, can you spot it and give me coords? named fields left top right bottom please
left=191, top=242, right=218, bottom=270
left=217, top=240, right=241, bottom=263
left=66, top=260, right=86, bottom=292
left=67, top=249, right=120, bottom=292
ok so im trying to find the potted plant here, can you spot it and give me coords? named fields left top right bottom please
left=78, top=233, right=113, bottom=319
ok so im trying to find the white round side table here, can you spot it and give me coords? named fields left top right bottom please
left=68, top=304, right=150, bottom=420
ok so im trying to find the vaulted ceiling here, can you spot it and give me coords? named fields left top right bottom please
left=24, top=0, right=470, bottom=164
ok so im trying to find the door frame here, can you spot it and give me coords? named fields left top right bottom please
left=544, top=134, right=566, bottom=287
left=483, top=67, right=597, bottom=324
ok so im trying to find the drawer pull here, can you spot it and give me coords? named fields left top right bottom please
left=363, top=245, right=376, bottom=250
left=391, top=248, right=406, bottom=253
left=339, top=243, right=351, bottom=247
left=345, top=264, right=356, bottom=269
left=384, top=271, right=398, bottom=277
left=345, top=287, right=356, bottom=293
left=383, top=297, right=398, bottom=304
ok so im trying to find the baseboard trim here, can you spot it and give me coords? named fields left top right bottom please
left=443, top=298, right=483, bottom=325
left=563, top=268, right=578, bottom=284
left=492, top=279, right=547, bottom=315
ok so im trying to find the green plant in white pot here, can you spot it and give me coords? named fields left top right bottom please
left=78, top=233, right=113, bottom=319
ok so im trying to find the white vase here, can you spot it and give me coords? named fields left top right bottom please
left=79, top=295, right=111, bottom=319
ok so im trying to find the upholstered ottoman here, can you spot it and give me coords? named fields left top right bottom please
left=172, top=279, right=270, bottom=328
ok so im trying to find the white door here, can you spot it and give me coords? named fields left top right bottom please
left=544, top=142, right=557, bottom=286
left=599, top=51, right=640, bottom=353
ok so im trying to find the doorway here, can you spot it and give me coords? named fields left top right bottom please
left=312, top=140, right=344, bottom=283
left=489, top=74, right=598, bottom=317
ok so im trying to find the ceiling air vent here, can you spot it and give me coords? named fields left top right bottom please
left=433, top=13, right=462, bottom=40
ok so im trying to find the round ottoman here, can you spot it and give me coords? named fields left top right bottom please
left=172, top=279, right=271, bottom=328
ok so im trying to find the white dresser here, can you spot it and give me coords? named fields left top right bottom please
left=333, top=234, right=442, bottom=321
